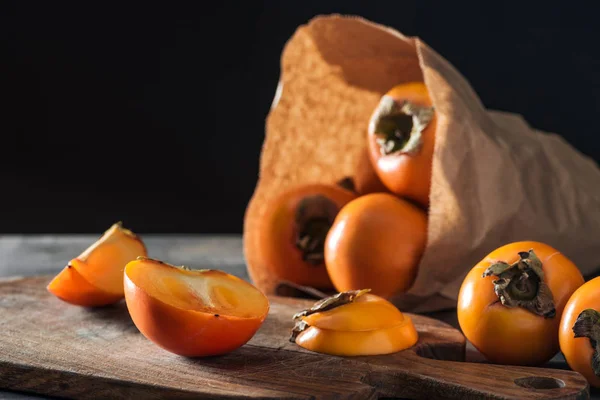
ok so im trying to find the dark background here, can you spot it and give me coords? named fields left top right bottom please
left=1, top=1, right=599, bottom=234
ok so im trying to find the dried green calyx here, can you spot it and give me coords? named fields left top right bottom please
left=573, top=309, right=600, bottom=376
left=369, top=96, right=434, bottom=156
left=482, top=249, right=555, bottom=318
left=289, top=289, right=370, bottom=342
left=295, top=195, right=338, bottom=265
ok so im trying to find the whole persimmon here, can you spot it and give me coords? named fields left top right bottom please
left=353, top=148, right=391, bottom=196
left=323, top=193, right=427, bottom=298
left=124, top=257, right=269, bottom=357
left=367, top=82, right=436, bottom=208
left=559, top=276, right=600, bottom=387
left=457, top=241, right=584, bottom=366
left=253, top=183, right=357, bottom=290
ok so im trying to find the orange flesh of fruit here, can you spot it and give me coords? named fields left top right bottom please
left=125, top=258, right=269, bottom=319
left=301, top=293, right=406, bottom=331
left=72, top=222, right=147, bottom=296
left=47, top=264, right=123, bottom=307
left=295, top=318, right=419, bottom=356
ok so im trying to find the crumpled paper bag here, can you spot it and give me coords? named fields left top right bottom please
left=243, top=14, right=600, bottom=313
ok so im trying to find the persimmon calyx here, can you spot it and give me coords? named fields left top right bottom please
left=369, top=95, right=434, bottom=156
left=482, top=249, right=555, bottom=318
left=335, top=177, right=356, bottom=193
left=573, top=309, right=600, bottom=376
left=295, top=195, right=338, bottom=265
left=289, top=289, right=370, bottom=342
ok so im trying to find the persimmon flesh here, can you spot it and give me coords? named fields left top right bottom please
left=457, top=241, right=584, bottom=366
left=47, top=263, right=123, bottom=307
left=254, top=183, right=357, bottom=290
left=47, top=222, right=147, bottom=306
left=124, top=257, right=269, bottom=357
left=324, top=193, right=427, bottom=298
left=367, top=82, right=436, bottom=207
left=559, top=276, right=600, bottom=387
left=291, top=290, right=418, bottom=356
left=301, top=292, right=406, bottom=331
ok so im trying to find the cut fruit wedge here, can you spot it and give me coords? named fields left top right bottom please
left=301, top=293, right=406, bottom=331
left=294, top=318, right=419, bottom=356
left=290, top=289, right=419, bottom=356
left=47, top=264, right=123, bottom=307
left=47, top=222, right=147, bottom=307
left=124, top=257, right=270, bottom=357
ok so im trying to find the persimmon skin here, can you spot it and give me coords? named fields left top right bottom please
left=559, top=277, right=600, bottom=387
left=354, top=148, right=391, bottom=195
left=47, top=264, right=123, bottom=307
left=457, top=241, right=584, bottom=366
left=367, top=82, right=436, bottom=208
left=124, top=258, right=269, bottom=357
left=324, top=193, right=427, bottom=299
left=255, top=184, right=357, bottom=290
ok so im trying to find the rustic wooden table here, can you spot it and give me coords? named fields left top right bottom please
left=0, top=235, right=595, bottom=399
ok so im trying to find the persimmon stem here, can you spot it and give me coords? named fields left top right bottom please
left=289, top=289, right=370, bottom=342
left=369, top=96, right=434, bottom=156
left=573, top=309, right=600, bottom=376
left=295, top=195, right=338, bottom=265
left=482, top=249, right=555, bottom=318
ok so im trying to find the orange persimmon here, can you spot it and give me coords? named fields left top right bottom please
left=290, top=289, right=418, bottom=356
left=559, top=276, right=600, bottom=387
left=457, top=241, right=584, bottom=366
left=47, top=222, right=147, bottom=307
left=124, top=257, right=269, bottom=357
left=324, top=193, right=427, bottom=298
left=353, top=148, right=391, bottom=195
left=252, top=183, right=357, bottom=291
left=367, top=82, right=436, bottom=208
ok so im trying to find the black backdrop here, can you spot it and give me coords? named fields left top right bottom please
left=1, top=1, right=599, bottom=234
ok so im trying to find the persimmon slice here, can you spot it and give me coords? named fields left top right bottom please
left=301, top=293, right=406, bottom=332
left=124, top=257, right=270, bottom=357
left=47, top=264, right=123, bottom=307
left=47, top=222, right=146, bottom=306
left=294, top=319, right=418, bottom=356
left=290, top=289, right=419, bottom=356
left=71, top=222, right=147, bottom=296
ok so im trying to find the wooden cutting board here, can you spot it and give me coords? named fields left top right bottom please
left=0, top=276, right=590, bottom=399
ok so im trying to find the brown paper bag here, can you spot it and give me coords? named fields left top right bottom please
left=243, top=14, right=600, bottom=313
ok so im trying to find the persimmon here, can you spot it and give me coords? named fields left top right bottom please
left=559, top=276, right=600, bottom=387
left=367, top=82, right=436, bottom=207
left=353, top=148, right=391, bottom=195
left=457, top=241, right=584, bottom=366
left=252, top=183, right=357, bottom=291
left=124, top=257, right=269, bottom=357
left=290, top=289, right=418, bottom=356
left=324, top=193, right=427, bottom=298
left=47, top=222, right=147, bottom=307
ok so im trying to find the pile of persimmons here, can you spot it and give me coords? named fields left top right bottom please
left=45, top=81, right=600, bottom=390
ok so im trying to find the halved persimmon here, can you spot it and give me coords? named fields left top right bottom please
left=124, top=257, right=270, bottom=357
left=290, top=289, right=418, bottom=356
left=47, top=222, right=147, bottom=307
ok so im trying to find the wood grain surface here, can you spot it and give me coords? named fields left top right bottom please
left=0, top=275, right=590, bottom=399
